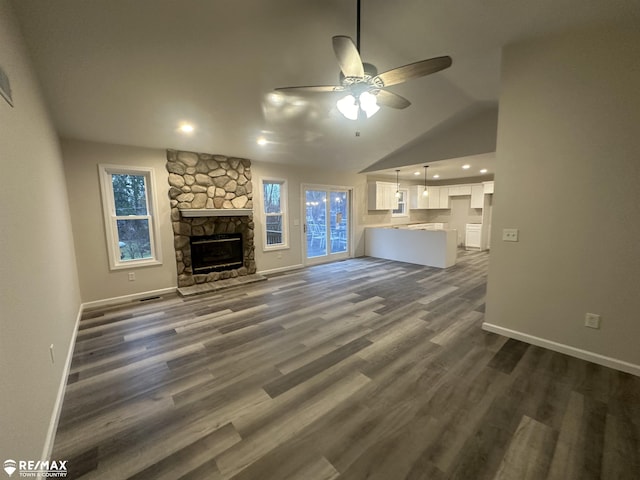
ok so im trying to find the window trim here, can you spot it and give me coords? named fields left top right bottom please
left=98, top=164, right=163, bottom=270
left=260, top=177, right=289, bottom=252
left=392, top=188, right=409, bottom=217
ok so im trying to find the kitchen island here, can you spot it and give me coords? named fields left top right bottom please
left=365, top=224, right=457, bottom=268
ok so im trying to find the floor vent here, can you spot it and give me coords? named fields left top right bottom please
left=138, top=296, right=162, bottom=302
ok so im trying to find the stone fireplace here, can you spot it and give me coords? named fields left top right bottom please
left=166, top=149, right=257, bottom=287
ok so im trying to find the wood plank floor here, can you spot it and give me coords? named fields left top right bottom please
left=53, top=251, right=640, bottom=479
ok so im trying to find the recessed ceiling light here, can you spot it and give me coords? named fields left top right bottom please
left=257, top=137, right=267, bottom=146
left=433, top=174, right=440, bottom=179
left=462, top=164, right=471, bottom=170
left=480, top=168, right=488, bottom=174
left=414, top=171, right=420, bottom=176
left=178, top=123, right=194, bottom=134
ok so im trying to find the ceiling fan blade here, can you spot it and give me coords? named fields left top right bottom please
left=375, top=56, right=452, bottom=87
left=375, top=89, right=411, bottom=109
left=332, top=35, right=364, bottom=79
left=275, top=85, right=345, bottom=94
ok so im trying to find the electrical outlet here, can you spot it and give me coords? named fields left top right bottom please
left=502, top=228, right=519, bottom=242
left=585, top=313, right=601, bottom=329
left=49, top=344, right=55, bottom=364
left=128, top=272, right=136, bottom=281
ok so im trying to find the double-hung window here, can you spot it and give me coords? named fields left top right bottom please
left=99, top=164, right=162, bottom=269
left=261, top=178, right=288, bottom=250
left=392, top=188, right=409, bottom=217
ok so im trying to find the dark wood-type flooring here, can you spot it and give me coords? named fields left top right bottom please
left=53, top=251, right=640, bottom=479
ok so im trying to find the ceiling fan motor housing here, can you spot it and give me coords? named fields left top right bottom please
left=339, top=62, right=383, bottom=90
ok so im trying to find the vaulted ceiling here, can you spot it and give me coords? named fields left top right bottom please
left=11, top=0, right=639, bottom=173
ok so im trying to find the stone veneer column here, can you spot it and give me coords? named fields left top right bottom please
left=166, top=149, right=256, bottom=287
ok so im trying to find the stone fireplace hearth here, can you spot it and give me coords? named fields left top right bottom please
left=166, top=149, right=257, bottom=288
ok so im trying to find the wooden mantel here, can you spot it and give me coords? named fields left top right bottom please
left=179, top=208, right=253, bottom=217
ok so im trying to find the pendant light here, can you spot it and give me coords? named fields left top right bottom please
left=395, top=169, right=401, bottom=198
left=422, top=165, right=429, bottom=196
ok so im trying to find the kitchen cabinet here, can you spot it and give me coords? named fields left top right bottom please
left=483, top=181, right=494, bottom=194
left=470, top=184, right=484, bottom=208
left=409, top=185, right=430, bottom=209
left=449, top=185, right=472, bottom=196
left=409, top=185, right=448, bottom=209
left=428, top=186, right=441, bottom=209
left=465, top=223, right=482, bottom=249
left=368, top=182, right=398, bottom=210
left=439, top=187, right=450, bottom=209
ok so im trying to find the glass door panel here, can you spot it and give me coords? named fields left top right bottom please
left=305, top=190, right=327, bottom=258
left=330, top=191, right=348, bottom=254
left=304, top=187, right=350, bottom=264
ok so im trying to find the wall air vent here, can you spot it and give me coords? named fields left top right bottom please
left=0, top=65, right=13, bottom=107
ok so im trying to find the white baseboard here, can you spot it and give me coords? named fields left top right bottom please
left=257, top=263, right=304, bottom=276
left=41, top=303, right=83, bottom=461
left=482, top=322, right=640, bottom=377
left=82, top=287, right=177, bottom=310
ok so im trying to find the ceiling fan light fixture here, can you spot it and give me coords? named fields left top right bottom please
left=336, top=91, right=379, bottom=120
left=336, top=94, right=359, bottom=120
left=358, top=91, right=380, bottom=118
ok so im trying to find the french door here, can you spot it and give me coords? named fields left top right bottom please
left=303, top=185, right=352, bottom=265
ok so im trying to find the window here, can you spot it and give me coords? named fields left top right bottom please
left=392, top=188, right=409, bottom=217
left=99, top=164, right=162, bottom=269
left=261, top=178, right=288, bottom=250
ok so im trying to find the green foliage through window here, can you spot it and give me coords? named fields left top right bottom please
left=112, top=174, right=148, bottom=216
left=117, top=219, right=152, bottom=261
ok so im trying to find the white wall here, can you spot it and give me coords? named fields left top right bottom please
left=485, top=26, right=640, bottom=371
left=0, top=0, right=82, bottom=459
left=61, top=139, right=176, bottom=303
left=362, top=106, right=498, bottom=173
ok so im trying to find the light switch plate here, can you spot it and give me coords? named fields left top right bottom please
left=503, top=228, right=519, bottom=242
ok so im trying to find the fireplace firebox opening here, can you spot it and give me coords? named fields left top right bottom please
left=190, top=233, right=243, bottom=274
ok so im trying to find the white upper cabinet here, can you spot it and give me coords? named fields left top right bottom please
left=410, top=185, right=450, bottom=209
left=405, top=180, right=495, bottom=210
left=428, top=186, right=441, bottom=209
left=449, top=185, right=472, bottom=196
left=368, top=182, right=398, bottom=210
left=409, top=185, right=430, bottom=209
left=439, top=187, right=450, bottom=209
left=470, top=184, right=484, bottom=209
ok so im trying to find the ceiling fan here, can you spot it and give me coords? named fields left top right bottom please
left=275, top=0, right=452, bottom=120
